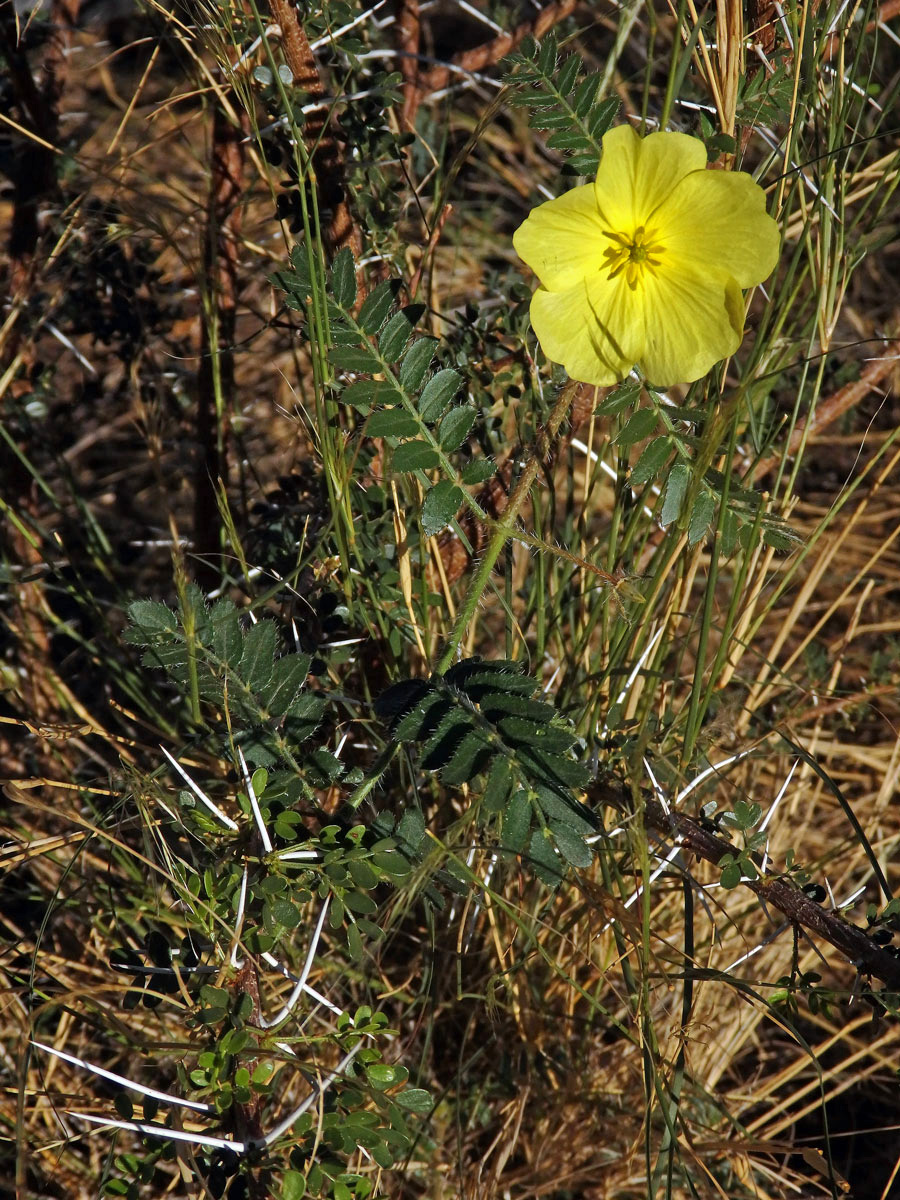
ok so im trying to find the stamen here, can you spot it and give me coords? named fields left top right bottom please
left=600, top=225, right=665, bottom=287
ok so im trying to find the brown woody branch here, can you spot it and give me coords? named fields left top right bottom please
left=590, top=775, right=900, bottom=990
left=416, top=0, right=580, bottom=95
left=268, top=0, right=361, bottom=262
left=748, top=335, right=899, bottom=483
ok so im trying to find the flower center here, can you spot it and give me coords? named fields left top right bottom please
left=601, top=225, right=665, bottom=291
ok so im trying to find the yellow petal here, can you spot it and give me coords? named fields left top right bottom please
left=654, top=169, right=780, bottom=287
left=512, top=184, right=607, bottom=291
left=637, top=262, right=744, bottom=386
left=594, top=126, right=708, bottom=230
left=529, top=271, right=645, bottom=386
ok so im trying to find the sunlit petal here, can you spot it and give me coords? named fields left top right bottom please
left=514, top=125, right=779, bottom=387
left=638, top=263, right=744, bottom=386
left=529, top=271, right=645, bottom=386
left=594, top=126, right=708, bottom=229
left=512, top=184, right=608, bottom=291
left=655, top=169, right=780, bottom=287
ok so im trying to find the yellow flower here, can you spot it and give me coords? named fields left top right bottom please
left=513, top=125, right=780, bottom=387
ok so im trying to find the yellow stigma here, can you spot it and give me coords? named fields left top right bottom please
left=601, top=225, right=664, bottom=290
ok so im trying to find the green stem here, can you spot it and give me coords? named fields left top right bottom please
left=434, top=380, right=579, bottom=676
left=345, top=381, right=580, bottom=810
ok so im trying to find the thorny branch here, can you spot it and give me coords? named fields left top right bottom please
left=591, top=774, right=900, bottom=991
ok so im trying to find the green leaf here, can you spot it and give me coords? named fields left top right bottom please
left=394, top=1088, right=432, bottom=1113
left=497, top=716, right=576, bottom=754
left=556, top=53, right=579, bottom=97
left=440, top=729, right=493, bottom=785
left=357, top=279, right=398, bottom=334
left=720, top=859, right=743, bottom=889
left=393, top=440, right=440, bottom=473
left=399, top=337, right=437, bottom=391
left=368, top=408, right=419, bottom=438
left=482, top=755, right=513, bottom=814
left=502, top=789, right=531, bottom=852
left=528, top=828, right=564, bottom=885
left=661, top=462, right=690, bottom=527
left=240, top=620, right=277, bottom=693
left=128, top=600, right=178, bottom=634
left=594, top=379, right=642, bottom=417
left=616, top=407, right=658, bottom=447
left=630, top=436, right=672, bottom=487
left=210, top=599, right=242, bottom=664
left=267, top=653, right=311, bottom=717
left=551, top=822, right=593, bottom=868
left=562, top=153, right=600, bottom=176
left=461, top=459, right=496, bottom=484
left=270, top=899, right=302, bottom=928
left=422, top=480, right=463, bottom=537
left=366, top=1063, right=408, bottom=1090
left=546, top=130, right=592, bottom=152
left=535, top=786, right=595, bottom=835
left=590, top=98, right=620, bottom=139
left=688, top=489, right=718, bottom=544
left=573, top=72, right=602, bottom=119
left=330, top=346, right=380, bottom=374
left=331, top=247, right=356, bottom=309
left=419, top=369, right=463, bottom=421
left=282, top=1169, right=307, bottom=1200
left=518, top=747, right=590, bottom=791
left=438, top=406, right=475, bottom=451
left=392, top=688, right=449, bottom=741
left=341, top=379, right=398, bottom=411
left=379, top=310, right=415, bottom=362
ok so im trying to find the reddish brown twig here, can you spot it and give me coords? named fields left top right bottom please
left=591, top=775, right=900, bottom=990
left=748, top=337, right=899, bottom=482
left=194, top=101, right=246, bottom=586
left=436, top=380, right=599, bottom=583
left=823, top=0, right=900, bottom=60
left=417, top=0, right=580, bottom=95
left=397, top=0, right=421, bottom=130
left=268, top=0, right=362, bottom=262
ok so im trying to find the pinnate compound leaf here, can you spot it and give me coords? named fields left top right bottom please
left=422, top=480, right=463, bottom=537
